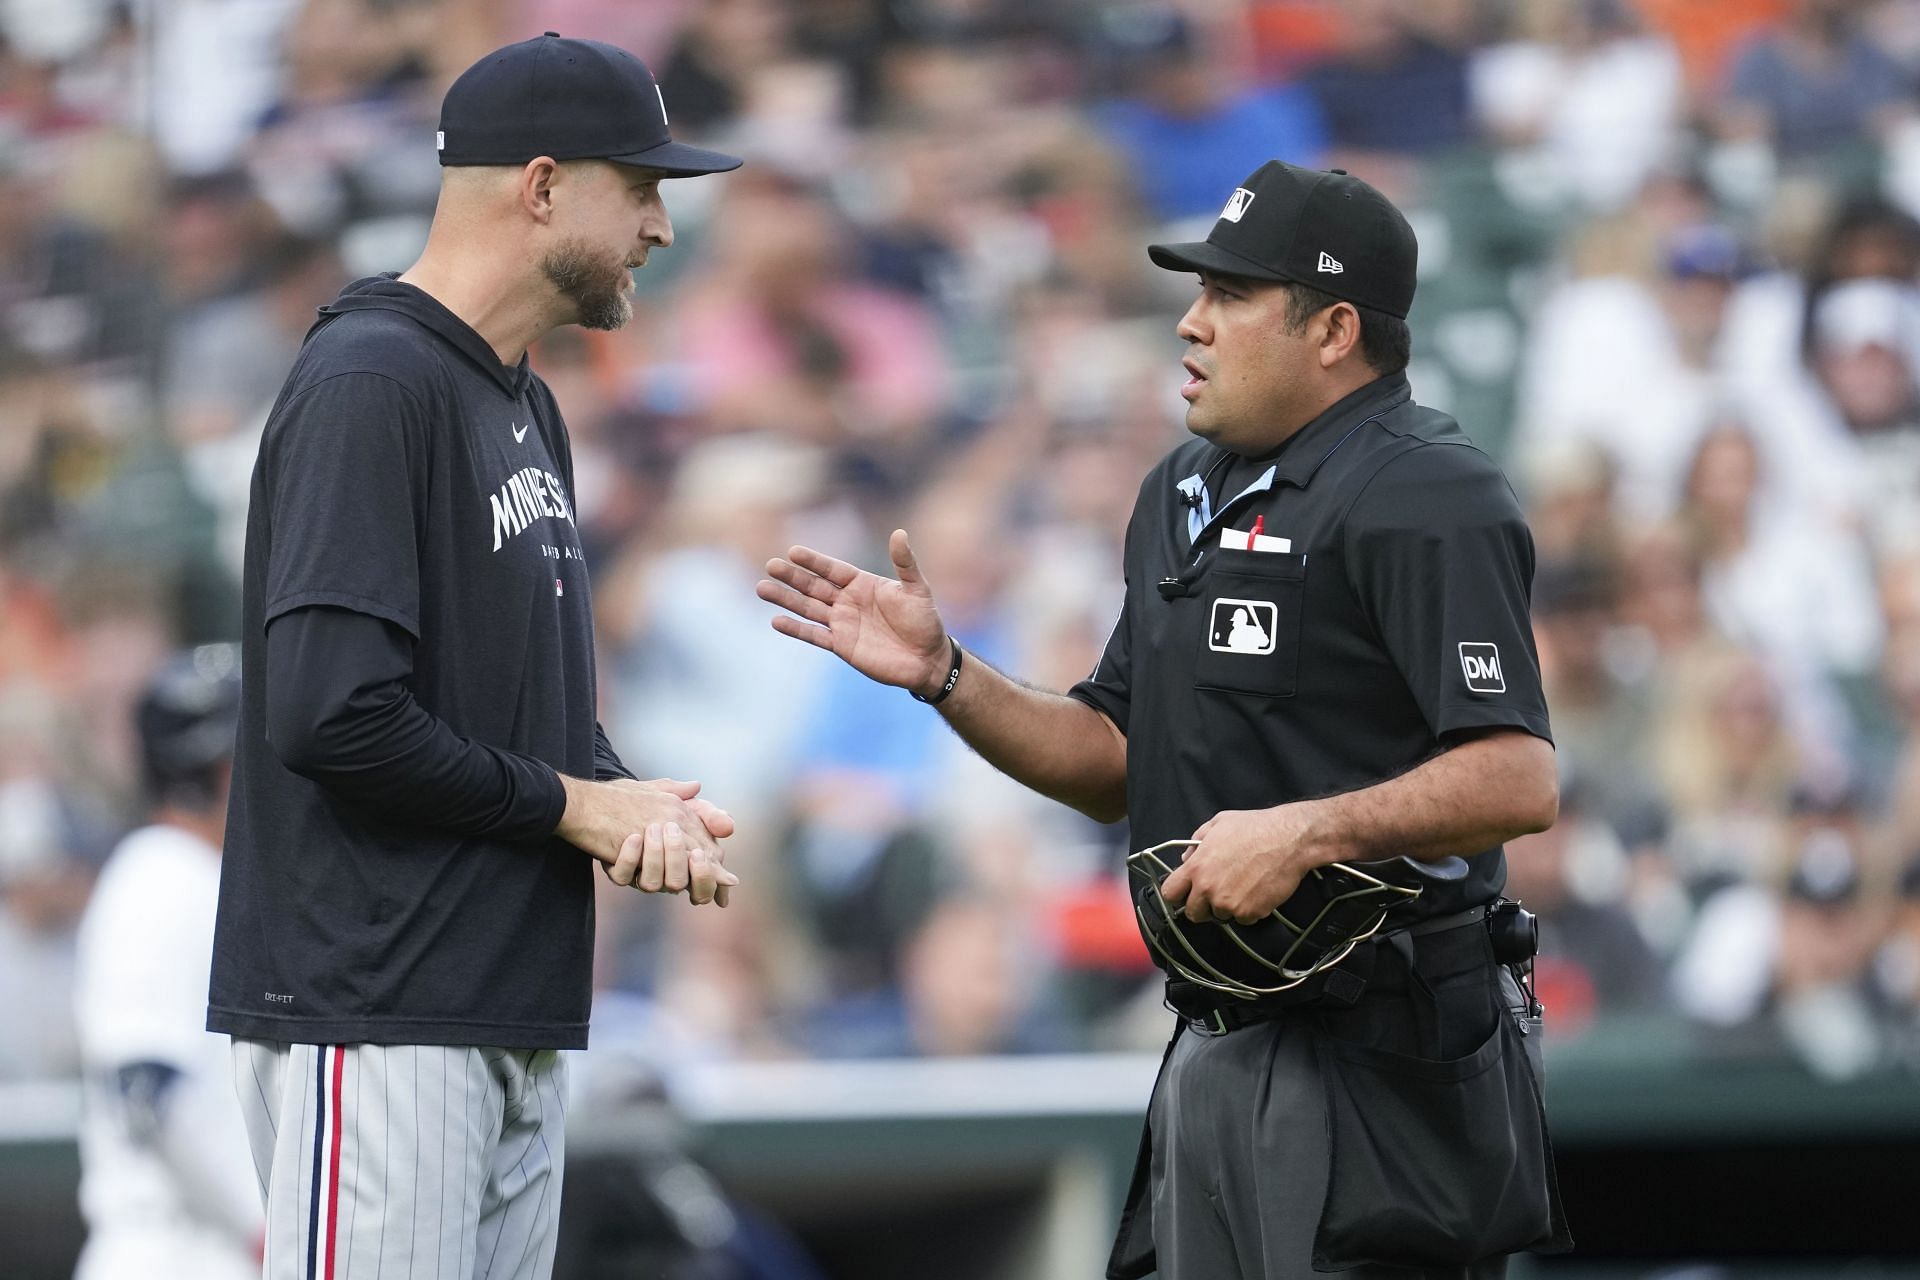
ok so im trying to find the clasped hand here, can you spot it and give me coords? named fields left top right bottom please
left=558, top=776, right=738, bottom=907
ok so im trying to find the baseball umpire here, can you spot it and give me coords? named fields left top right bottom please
left=208, top=35, right=742, bottom=1280
left=760, top=160, right=1571, bottom=1277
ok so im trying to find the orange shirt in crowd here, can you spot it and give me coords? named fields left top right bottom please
left=1632, top=0, right=1789, bottom=94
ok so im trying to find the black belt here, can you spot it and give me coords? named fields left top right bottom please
left=1170, top=905, right=1490, bottom=1036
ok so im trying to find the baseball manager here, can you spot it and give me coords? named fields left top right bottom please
left=209, top=34, right=740, bottom=1280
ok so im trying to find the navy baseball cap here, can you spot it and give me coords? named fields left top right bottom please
left=437, top=33, right=742, bottom=177
left=1148, top=160, right=1419, bottom=318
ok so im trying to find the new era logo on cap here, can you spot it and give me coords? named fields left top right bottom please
left=1317, top=251, right=1344, bottom=274
left=1220, top=188, right=1255, bottom=223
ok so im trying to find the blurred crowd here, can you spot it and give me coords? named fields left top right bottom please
left=10, top=0, right=1920, bottom=1086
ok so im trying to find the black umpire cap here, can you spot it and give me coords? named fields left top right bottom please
left=436, top=33, right=743, bottom=177
left=1148, top=160, right=1419, bottom=318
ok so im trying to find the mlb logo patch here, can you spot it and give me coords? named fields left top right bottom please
left=555, top=578, right=564, bottom=597
left=1209, top=598, right=1277, bottom=655
left=1220, top=188, right=1255, bottom=223
left=1458, top=642, right=1504, bottom=692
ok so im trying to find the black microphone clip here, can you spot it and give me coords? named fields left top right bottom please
left=1157, top=577, right=1190, bottom=600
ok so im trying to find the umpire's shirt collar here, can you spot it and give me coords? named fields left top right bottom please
left=1266, top=371, right=1411, bottom=487
left=1176, top=372, right=1411, bottom=545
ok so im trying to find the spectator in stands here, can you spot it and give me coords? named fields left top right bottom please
left=0, top=687, right=96, bottom=1079
left=673, top=168, right=950, bottom=450
left=1803, top=279, right=1920, bottom=550
left=1503, top=780, right=1668, bottom=1035
left=1652, top=644, right=1802, bottom=889
left=1092, top=5, right=1326, bottom=223
left=1722, top=193, right=1920, bottom=532
left=1713, top=0, right=1916, bottom=160
left=1871, top=609, right=1920, bottom=862
left=794, top=888, right=1060, bottom=1057
left=1632, top=0, right=1786, bottom=110
left=1809, top=278, right=1920, bottom=435
left=1677, top=823, right=1887, bottom=1079
left=1532, top=556, right=1662, bottom=836
left=1472, top=0, right=1685, bottom=210
left=656, top=0, right=794, bottom=134
left=1298, top=0, right=1474, bottom=159
left=604, top=433, right=833, bottom=834
left=242, top=0, right=442, bottom=238
left=1679, top=420, right=1883, bottom=678
left=1877, top=856, right=1920, bottom=1069
left=1517, top=220, right=1751, bottom=520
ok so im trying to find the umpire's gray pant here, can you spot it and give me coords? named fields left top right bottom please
left=1148, top=1020, right=1508, bottom=1279
left=232, top=1040, right=568, bottom=1280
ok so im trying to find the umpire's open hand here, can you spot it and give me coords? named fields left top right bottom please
left=556, top=776, right=739, bottom=907
left=757, top=530, right=953, bottom=699
left=1159, top=804, right=1328, bottom=925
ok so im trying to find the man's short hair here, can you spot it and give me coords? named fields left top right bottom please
left=1280, top=281, right=1411, bottom=377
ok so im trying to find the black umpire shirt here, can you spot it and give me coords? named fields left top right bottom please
left=1070, top=372, right=1550, bottom=923
left=210, top=275, right=628, bottom=1050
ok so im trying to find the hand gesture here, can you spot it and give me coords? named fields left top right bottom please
left=757, top=529, right=950, bottom=695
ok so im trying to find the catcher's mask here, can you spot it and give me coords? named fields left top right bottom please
left=1127, top=839, right=1454, bottom=1000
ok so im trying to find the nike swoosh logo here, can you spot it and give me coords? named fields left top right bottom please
left=512, top=422, right=529, bottom=443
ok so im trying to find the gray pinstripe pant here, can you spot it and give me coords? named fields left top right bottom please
left=231, top=1039, right=568, bottom=1280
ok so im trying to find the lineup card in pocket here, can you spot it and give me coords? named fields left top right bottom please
left=1221, top=527, right=1291, bottom=552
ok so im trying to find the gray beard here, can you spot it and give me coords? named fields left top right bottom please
left=542, top=239, right=633, bottom=331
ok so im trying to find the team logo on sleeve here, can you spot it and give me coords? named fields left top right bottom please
left=1209, top=599, right=1277, bottom=655
left=1458, top=642, right=1505, bottom=692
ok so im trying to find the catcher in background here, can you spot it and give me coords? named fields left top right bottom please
left=74, top=645, right=261, bottom=1280
left=761, top=160, right=1571, bottom=1278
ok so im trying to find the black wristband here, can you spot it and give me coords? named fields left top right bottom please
left=910, top=635, right=963, bottom=705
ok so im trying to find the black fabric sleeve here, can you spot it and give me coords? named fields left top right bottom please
left=1343, top=443, right=1552, bottom=744
left=1068, top=588, right=1135, bottom=735
left=593, top=723, right=636, bottom=782
left=1070, top=498, right=1147, bottom=734
left=262, top=371, right=430, bottom=637
left=265, top=605, right=568, bottom=840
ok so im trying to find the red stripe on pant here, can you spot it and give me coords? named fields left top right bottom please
left=325, top=1046, right=345, bottom=1280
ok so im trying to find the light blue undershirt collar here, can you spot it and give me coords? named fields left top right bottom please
left=1176, top=464, right=1277, bottom=545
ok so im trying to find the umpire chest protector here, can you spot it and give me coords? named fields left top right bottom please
left=1070, top=370, right=1551, bottom=935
